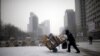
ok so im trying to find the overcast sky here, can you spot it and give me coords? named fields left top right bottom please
left=1, top=0, right=75, bottom=35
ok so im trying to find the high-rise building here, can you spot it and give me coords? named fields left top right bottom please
left=64, top=9, right=76, bottom=37
left=75, top=0, right=87, bottom=41
left=39, top=20, right=50, bottom=35
left=59, top=27, right=64, bottom=34
left=85, top=0, right=100, bottom=39
left=0, top=0, right=1, bottom=35
left=0, top=0, right=1, bottom=25
left=27, top=12, right=38, bottom=41
left=0, top=0, right=1, bottom=20
left=75, top=0, right=100, bottom=40
left=38, top=26, right=43, bottom=38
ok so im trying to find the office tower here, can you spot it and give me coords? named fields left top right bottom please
left=75, top=0, right=100, bottom=40
left=64, top=9, right=76, bottom=37
left=39, top=20, right=50, bottom=35
left=28, top=12, right=38, bottom=41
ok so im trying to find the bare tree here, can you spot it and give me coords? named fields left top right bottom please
left=0, top=24, right=29, bottom=41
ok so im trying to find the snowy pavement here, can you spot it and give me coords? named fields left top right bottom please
left=0, top=46, right=86, bottom=56
left=77, top=42, right=100, bottom=52
left=0, top=41, right=100, bottom=56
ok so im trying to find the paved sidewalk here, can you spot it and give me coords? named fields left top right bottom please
left=0, top=41, right=100, bottom=56
left=0, top=46, right=86, bottom=56
left=77, top=41, right=100, bottom=52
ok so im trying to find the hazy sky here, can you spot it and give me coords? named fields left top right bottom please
left=1, top=0, right=75, bottom=35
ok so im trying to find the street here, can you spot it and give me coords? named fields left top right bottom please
left=0, top=41, right=100, bottom=56
left=0, top=46, right=85, bottom=56
left=80, top=48, right=100, bottom=56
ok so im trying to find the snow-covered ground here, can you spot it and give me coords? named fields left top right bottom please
left=78, top=42, right=100, bottom=52
left=0, top=46, right=86, bottom=56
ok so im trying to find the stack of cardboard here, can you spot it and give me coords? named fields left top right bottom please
left=58, top=35, right=66, bottom=43
left=42, top=35, right=66, bottom=50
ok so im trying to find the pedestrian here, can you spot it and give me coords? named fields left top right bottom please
left=65, top=29, right=80, bottom=53
left=88, top=36, right=93, bottom=45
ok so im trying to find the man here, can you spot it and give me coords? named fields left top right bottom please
left=88, top=36, right=93, bottom=45
left=65, top=30, right=80, bottom=53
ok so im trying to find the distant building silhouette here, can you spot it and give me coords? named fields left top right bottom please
left=59, top=27, right=64, bottom=34
left=27, top=12, right=38, bottom=41
left=38, top=26, right=43, bottom=37
left=75, top=0, right=100, bottom=40
left=39, top=20, right=50, bottom=35
left=64, top=9, right=76, bottom=38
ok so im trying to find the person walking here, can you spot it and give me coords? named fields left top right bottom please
left=88, top=36, right=93, bottom=45
left=65, top=29, right=80, bottom=53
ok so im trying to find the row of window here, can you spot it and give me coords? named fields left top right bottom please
left=85, top=0, right=92, bottom=5
left=85, top=0, right=95, bottom=9
left=86, top=7, right=100, bottom=19
left=85, top=0, right=100, bottom=7
left=86, top=12, right=100, bottom=25
left=95, top=21, right=100, bottom=29
left=86, top=1, right=100, bottom=14
left=86, top=12, right=100, bottom=22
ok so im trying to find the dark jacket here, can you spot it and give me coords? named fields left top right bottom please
left=65, top=30, right=75, bottom=42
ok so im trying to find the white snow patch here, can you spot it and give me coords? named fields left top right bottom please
left=0, top=46, right=85, bottom=56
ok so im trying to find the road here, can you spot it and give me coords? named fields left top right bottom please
left=0, top=41, right=100, bottom=56
left=0, top=46, right=99, bottom=56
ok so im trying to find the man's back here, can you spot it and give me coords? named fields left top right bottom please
left=67, top=33, right=75, bottom=42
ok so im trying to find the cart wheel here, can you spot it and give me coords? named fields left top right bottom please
left=52, top=48, right=58, bottom=52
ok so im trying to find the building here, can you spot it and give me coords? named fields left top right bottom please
left=64, top=9, right=76, bottom=37
left=85, top=0, right=100, bottom=39
left=75, top=0, right=87, bottom=41
left=39, top=20, right=50, bottom=35
left=0, top=0, right=1, bottom=38
left=75, top=0, right=100, bottom=40
left=0, top=0, right=1, bottom=28
left=59, top=27, right=64, bottom=34
left=27, top=12, right=38, bottom=41
left=38, top=26, right=43, bottom=38
left=0, top=0, right=1, bottom=23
